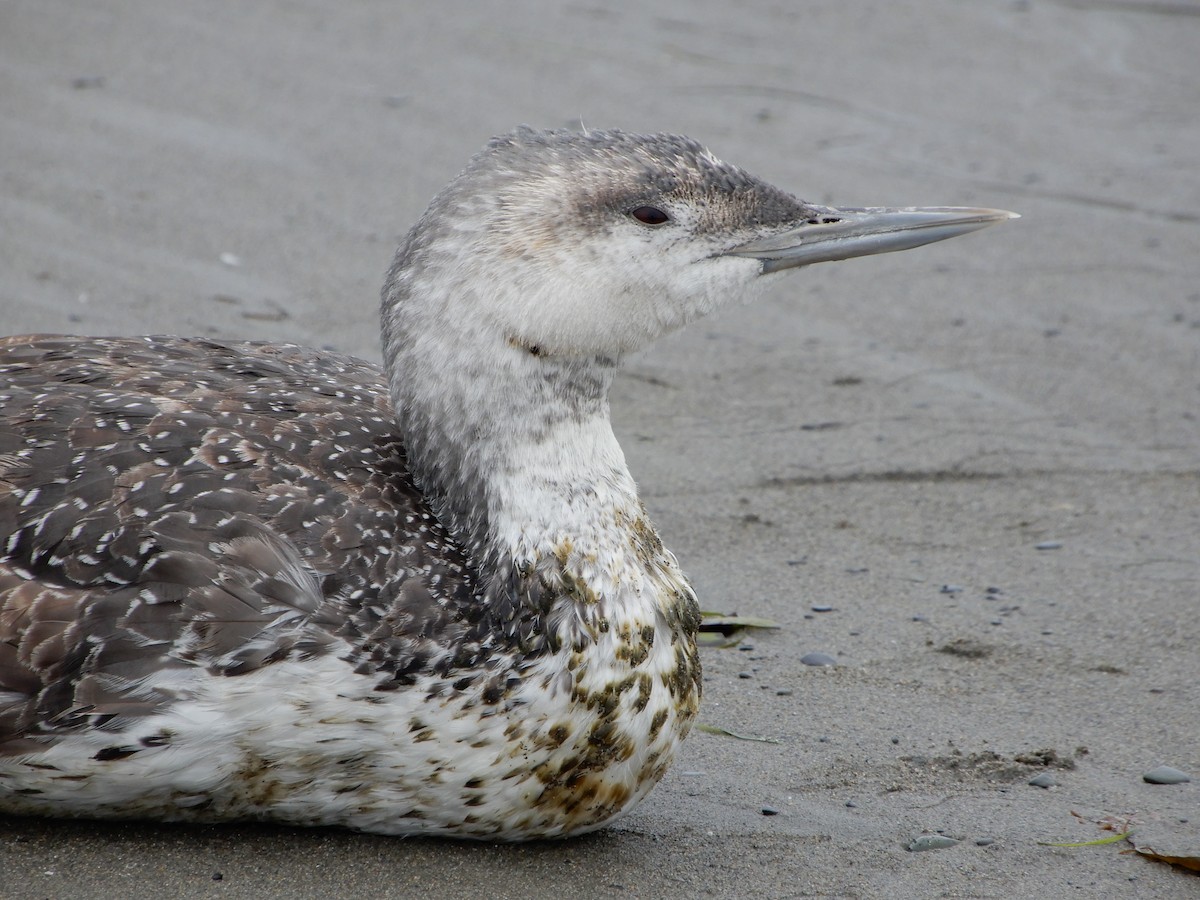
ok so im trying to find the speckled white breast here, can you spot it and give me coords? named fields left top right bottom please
left=0, top=584, right=698, bottom=839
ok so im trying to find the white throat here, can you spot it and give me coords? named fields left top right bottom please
left=382, top=278, right=639, bottom=572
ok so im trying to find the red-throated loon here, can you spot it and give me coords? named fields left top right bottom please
left=0, top=127, right=1014, bottom=839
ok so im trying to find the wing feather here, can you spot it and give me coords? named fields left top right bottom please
left=0, top=336, right=484, bottom=753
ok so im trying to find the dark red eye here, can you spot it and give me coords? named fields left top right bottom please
left=630, top=206, right=670, bottom=226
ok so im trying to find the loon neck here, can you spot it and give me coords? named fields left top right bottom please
left=382, top=292, right=639, bottom=575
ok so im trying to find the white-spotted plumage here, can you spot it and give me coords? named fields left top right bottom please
left=0, top=127, right=1013, bottom=839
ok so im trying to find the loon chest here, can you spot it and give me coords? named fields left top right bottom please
left=216, top=589, right=699, bottom=838
left=365, top=551, right=706, bottom=838
left=411, top=602, right=702, bottom=838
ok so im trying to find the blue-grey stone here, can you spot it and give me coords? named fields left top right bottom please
left=1143, top=765, right=1191, bottom=785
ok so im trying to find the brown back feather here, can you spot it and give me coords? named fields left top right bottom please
left=0, top=335, right=514, bottom=753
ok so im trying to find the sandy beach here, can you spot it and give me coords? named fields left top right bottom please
left=1, top=1, right=1197, bottom=896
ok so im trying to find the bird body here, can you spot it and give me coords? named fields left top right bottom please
left=0, top=128, right=1012, bottom=838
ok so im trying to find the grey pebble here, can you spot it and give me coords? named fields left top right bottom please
left=1035, top=541, right=1063, bottom=550
left=975, top=837, right=995, bottom=846
left=845, top=800, right=857, bottom=808
left=811, top=604, right=834, bottom=612
left=775, top=688, right=793, bottom=696
left=1028, top=773, right=1057, bottom=789
left=761, top=806, right=779, bottom=816
left=912, top=614, right=927, bottom=622
left=1143, top=765, right=1191, bottom=785
left=737, top=671, right=753, bottom=679
left=800, top=652, right=838, bottom=667
left=907, top=834, right=960, bottom=852
left=940, top=584, right=963, bottom=594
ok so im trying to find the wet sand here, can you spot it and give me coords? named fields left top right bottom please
left=1, top=1, right=1197, bottom=896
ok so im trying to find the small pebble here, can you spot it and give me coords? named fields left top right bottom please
left=985, top=586, right=1003, bottom=595
left=738, top=643, right=755, bottom=652
left=775, top=688, right=793, bottom=696
left=845, top=800, right=857, bottom=808
left=940, top=584, right=963, bottom=594
left=738, top=671, right=753, bottom=679
left=1028, top=773, right=1057, bottom=789
left=975, top=837, right=995, bottom=846
left=890, top=736, right=900, bottom=745
left=1143, top=765, right=1191, bottom=785
left=912, top=614, right=927, bottom=622
left=212, top=873, right=224, bottom=882
left=761, top=806, right=779, bottom=816
left=907, top=834, right=960, bottom=852
left=811, top=604, right=834, bottom=613
left=800, top=652, right=837, bottom=667
left=1035, top=541, right=1063, bottom=550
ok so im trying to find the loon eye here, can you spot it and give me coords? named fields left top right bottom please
left=630, top=206, right=670, bottom=226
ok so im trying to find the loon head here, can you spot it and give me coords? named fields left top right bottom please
left=383, top=126, right=1015, bottom=362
